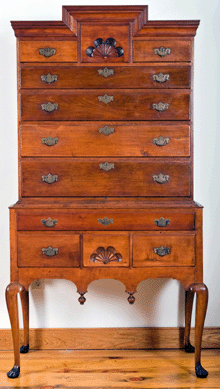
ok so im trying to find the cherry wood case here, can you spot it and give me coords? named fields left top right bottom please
left=6, top=5, right=209, bottom=380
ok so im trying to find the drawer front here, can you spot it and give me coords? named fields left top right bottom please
left=21, top=159, right=191, bottom=197
left=133, top=233, right=195, bottom=267
left=20, top=90, right=190, bottom=121
left=17, top=233, right=80, bottom=267
left=133, top=40, right=192, bottom=62
left=20, top=65, right=191, bottom=89
left=17, top=210, right=195, bottom=231
left=19, top=40, right=77, bottom=63
left=83, top=234, right=129, bottom=267
left=20, top=122, right=190, bottom=158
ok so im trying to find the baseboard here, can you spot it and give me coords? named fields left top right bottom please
left=0, top=327, right=219, bottom=351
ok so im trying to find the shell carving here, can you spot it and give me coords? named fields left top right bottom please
left=90, top=246, right=122, bottom=265
left=86, top=38, right=124, bottom=59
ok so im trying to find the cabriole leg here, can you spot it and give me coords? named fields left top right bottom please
left=188, top=283, right=209, bottom=378
left=20, top=290, right=29, bottom=354
left=184, top=289, right=195, bottom=353
left=5, top=283, right=28, bottom=379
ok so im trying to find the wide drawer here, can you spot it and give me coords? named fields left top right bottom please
left=20, top=65, right=191, bottom=89
left=133, top=40, right=192, bottom=62
left=21, top=159, right=191, bottom=197
left=19, top=40, right=77, bottom=63
left=20, top=90, right=190, bottom=121
left=83, top=233, right=130, bottom=267
left=132, top=232, right=195, bottom=267
left=20, top=122, right=190, bottom=158
left=17, top=233, right=80, bottom=267
left=17, top=209, right=195, bottom=231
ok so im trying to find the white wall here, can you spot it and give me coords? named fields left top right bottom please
left=0, top=0, right=219, bottom=329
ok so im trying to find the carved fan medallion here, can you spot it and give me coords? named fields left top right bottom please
left=90, top=246, right=122, bottom=264
left=86, top=38, right=124, bottom=59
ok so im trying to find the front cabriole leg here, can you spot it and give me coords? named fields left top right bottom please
left=188, top=283, right=209, bottom=378
left=6, top=283, right=29, bottom=378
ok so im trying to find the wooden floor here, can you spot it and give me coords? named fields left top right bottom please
left=0, top=349, right=220, bottom=388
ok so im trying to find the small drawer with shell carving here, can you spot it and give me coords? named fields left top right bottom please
left=132, top=232, right=196, bottom=267
left=17, top=233, right=80, bottom=267
left=83, top=233, right=130, bottom=267
left=19, top=40, right=77, bottom=63
left=133, top=40, right=192, bottom=62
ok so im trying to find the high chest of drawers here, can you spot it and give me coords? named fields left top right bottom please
left=6, top=6, right=208, bottom=379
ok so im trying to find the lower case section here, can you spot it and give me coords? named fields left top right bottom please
left=5, top=281, right=208, bottom=379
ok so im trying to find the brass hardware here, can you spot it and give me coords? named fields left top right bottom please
left=98, top=217, right=113, bottom=226
left=41, top=217, right=57, bottom=228
left=98, top=67, right=114, bottom=78
left=152, top=102, right=169, bottom=112
left=42, top=246, right=58, bottom=257
left=154, top=217, right=170, bottom=227
left=41, top=136, right=58, bottom=146
left=41, top=173, right=58, bottom=184
left=154, top=46, right=171, bottom=57
left=41, top=102, right=58, bottom=113
left=98, top=94, right=114, bottom=104
left=39, top=47, right=56, bottom=58
left=90, top=246, right=122, bottom=264
left=154, top=245, right=171, bottom=257
left=99, top=125, right=114, bottom=136
left=153, top=136, right=169, bottom=146
left=86, top=38, right=124, bottom=58
left=41, top=73, right=58, bottom=84
left=99, top=162, right=114, bottom=172
left=153, top=173, right=169, bottom=184
left=152, top=73, right=170, bottom=83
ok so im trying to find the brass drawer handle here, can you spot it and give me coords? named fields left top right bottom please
left=152, top=73, right=170, bottom=83
left=153, top=173, right=169, bottom=184
left=154, top=245, right=171, bottom=257
left=90, top=246, right=122, bottom=264
left=98, top=94, right=114, bottom=104
left=39, top=46, right=56, bottom=57
left=152, top=102, right=169, bottom=112
left=98, top=217, right=113, bottom=226
left=41, top=217, right=57, bottom=228
left=154, top=217, right=170, bottom=227
left=154, top=47, right=171, bottom=57
left=41, top=102, right=58, bottom=113
left=42, top=136, right=58, bottom=146
left=41, top=73, right=58, bottom=84
left=99, top=125, right=114, bottom=136
left=98, top=67, right=114, bottom=78
left=42, top=173, right=58, bottom=184
left=42, top=246, right=58, bottom=257
left=99, top=162, right=114, bottom=172
left=153, top=136, right=169, bottom=146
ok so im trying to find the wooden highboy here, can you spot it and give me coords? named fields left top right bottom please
left=6, top=5, right=208, bottom=379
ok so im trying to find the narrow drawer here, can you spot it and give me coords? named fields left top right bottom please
left=17, top=210, right=195, bottom=231
left=19, top=40, right=77, bottom=62
left=21, top=159, right=191, bottom=197
left=20, top=90, right=190, bottom=121
left=20, top=122, right=190, bottom=158
left=20, top=65, right=191, bottom=89
left=133, top=40, right=192, bottom=62
left=18, top=233, right=80, bottom=267
left=83, top=233, right=130, bottom=267
left=132, top=233, right=195, bottom=267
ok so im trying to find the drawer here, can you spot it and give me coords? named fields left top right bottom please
left=17, top=233, right=80, bottom=267
left=132, top=233, right=195, bottom=267
left=19, top=40, right=77, bottom=63
left=21, top=159, right=191, bottom=197
left=133, top=40, right=192, bottom=62
left=20, top=122, right=190, bottom=158
left=17, top=210, right=195, bottom=231
left=20, top=90, right=190, bottom=121
left=83, top=234, right=130, bottom=267
left=20, top=65, right=191, bottom=89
